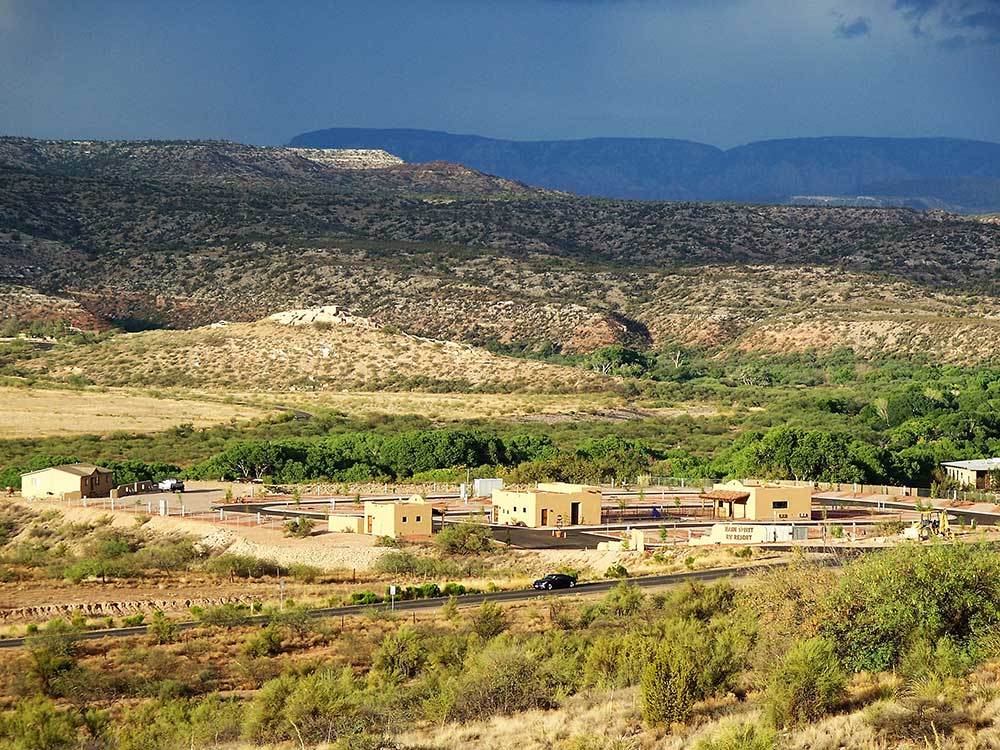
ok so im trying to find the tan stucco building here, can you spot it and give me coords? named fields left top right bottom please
left=701, top=480, right=812, bottom=522
left=21, top=464, right=114, bottom=500
left=328, top=498, right=433, bottom=539
left=491, top=482, right=601, bottom=527
left=941, top=459, right=1000, bottom=490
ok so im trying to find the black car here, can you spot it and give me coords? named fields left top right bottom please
left=532, top=573, right=577, bottom=590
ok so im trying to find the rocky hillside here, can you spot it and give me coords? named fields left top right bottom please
left=2, top=136, right=999, bottom=362
left=290, top=129, right=1000, bottom=212
left=20, top=306, right=607, bottom=393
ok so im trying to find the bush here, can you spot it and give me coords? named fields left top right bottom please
left=373, top=627, right=426, bottom=681
left=206, top=554, right=286, bottom=579
left=283, top=517, right=315, bottom=538
left=694, top=722, right=777, bottom=750
left=435, top=523, right=494, bottom=555
left=26, top=620, right=79, bottom=697
left=764, top=637, right=847, bottom=728
left=822, top=544, right=1000, bottom=671
left=472, top=601, right=508, bottom=640
left=601, top=581, right=644, bottom=617
left=669, top=581, right=737, bottom=622
left=640, top=641, right=700, bottom=725
left=349, top=590, right=382, bottom=605
left=445, top=641, right=555, bottom=721
left=241, top=668, right=372, bottom=745
left=243, top=625, right=284, bottom=658
left=641, top=618, right=751, bottom=727
left=0, top=697, right=78, bottom=750
left=583, top=632, right=656, bottom=688
left=195, top=603, right=251, bottom=628
left=604, top=563, right=629, bottom=579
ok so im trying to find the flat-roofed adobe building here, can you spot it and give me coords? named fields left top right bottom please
left=329, top=497, right=433, bottom=539
left=491, top=482, right=601, bottom=527
left=701, top=480, right=812, bottom=522
left=941, top=458, right=1000, bottom=490
left=21, top=464, right=114, bottom=500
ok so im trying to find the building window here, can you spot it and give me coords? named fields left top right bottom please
left=772, top=501, right=788, bottom=509
left=402, top=516, right=407, bottom=522
left=415, top=515, right=421, bottom=522
left=523, top=507, right=527, bottom=513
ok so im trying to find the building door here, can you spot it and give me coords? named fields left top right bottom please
left=366, top=516, right=373, bottom=534
left=493, top=506, right=499, bottom=523
left=540, top=508, right=548, bottom=526
left=570, top=502, right=581, bottom=525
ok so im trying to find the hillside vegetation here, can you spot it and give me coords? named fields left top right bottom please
left=2, top=136, right=999, bottom=361
left=17, top=307, right=606, bottom=393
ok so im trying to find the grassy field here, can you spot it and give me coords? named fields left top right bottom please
left=0, top=385, right=263, bottom=438
left=243, top=390, right=689, bottom=422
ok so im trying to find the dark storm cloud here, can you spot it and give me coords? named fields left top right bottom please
left=834, top=14, right=872, bottom=38
left=0, top=1, right=997, bottom=147
left=892, top=0, right=1000, bottom=44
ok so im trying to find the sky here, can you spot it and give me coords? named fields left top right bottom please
left=1, top=0, right=998, bottom=148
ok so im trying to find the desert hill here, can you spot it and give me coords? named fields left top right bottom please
left=19, top=306, right=607, bottom=392
left=2, top=136, right=1000, bottom=362
left=290, top=128, right=1000, bottom=212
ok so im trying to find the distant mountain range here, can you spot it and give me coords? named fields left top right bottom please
left=289, top=129, right=1000, bottom=213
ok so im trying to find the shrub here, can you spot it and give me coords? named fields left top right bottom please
left=583, top=632, right=656, bottom=688
left=122, top=614, right=145, bottom=627
left=289, top=563, right=321, bottom=582
left=241, top=668, right=371, bottom=745
left=373, top=627, right=426, bottom=681
left=764, top=637, right=847, bottom=728
left=641, top=618, right=751, bottom=727
left=196, top=603, right=251, bottom=628
left=445, top=641, right=555, bottom=721
left=283, top=517, right=315, bottom=538
left=0, top=696, right=78, bottom=750
left=206, top=554, right=286, bottom=579
left=471, top=601, right=508, bottom=640
left=864, top=697, right=966, bottom=744
left=435, top=523, right=494, bottom=555
left=604, top=563, right=629, bottom=579
left=822, top=544, right=1000, bottom=671
left=349, top=591, right=382, bottom=605
left=694, top=722, right=777, bottom=750
left=243, top=625, right=284, bottom=658
left=669, top=580, right=736, bottom=622
left=147, top=610, right=177, bottom=646
left=26, top=620, right=79, bottom=697
left=640, top=641, right=700, bottom=725
left=601, top=581, right=644, bottom=617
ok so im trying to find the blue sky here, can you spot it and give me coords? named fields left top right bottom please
left=1, top=0, right=998, bottom=147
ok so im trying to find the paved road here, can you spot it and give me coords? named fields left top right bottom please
left=0, top=562, right=787, bottom=649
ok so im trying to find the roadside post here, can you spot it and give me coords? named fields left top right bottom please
left=389, top=585, right=397, bottom=611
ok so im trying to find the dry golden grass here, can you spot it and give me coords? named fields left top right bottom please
left=243, top=390, right=626, bottom=421
left=0, top=385, right=262, bottom=438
